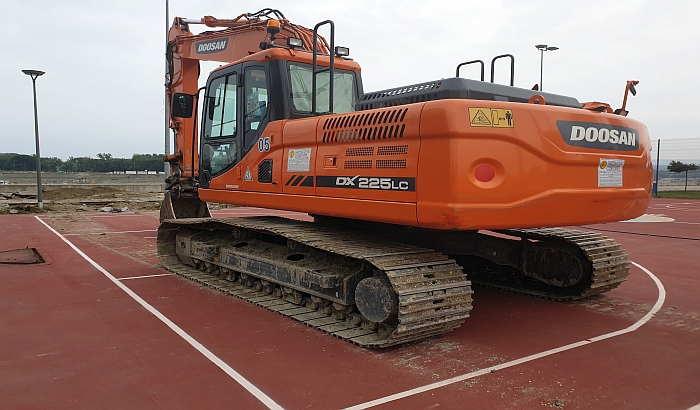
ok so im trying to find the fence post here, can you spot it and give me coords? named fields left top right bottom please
left=653, top=139, right=660, bottom=196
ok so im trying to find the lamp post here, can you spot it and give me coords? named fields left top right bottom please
left=164, top=0, right=171, bottom=178
left=535, top=44, right=558, bottom=91
left=22, top=69, right=45, bottom=209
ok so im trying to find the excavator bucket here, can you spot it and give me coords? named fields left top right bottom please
left=159, top=191, right=211, bottom=222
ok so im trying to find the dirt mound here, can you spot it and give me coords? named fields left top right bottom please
left=43, top=187, right=127, bottom=201
left=2, top=182, right=163, bottom=214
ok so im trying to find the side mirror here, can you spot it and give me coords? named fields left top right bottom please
left=629, top=82, right=637, bottom=96
left=171, top=93, right=194, bottom=118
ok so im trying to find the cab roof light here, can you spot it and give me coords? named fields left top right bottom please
left=259, top=19, right=282, bottom=50
left=266, top=19, right=280, bottom=45
left=266, top=19, right=281, bottom=35
left=334, top=46, right=350, bottom=57
left=287, top=37, right=303, bottom=48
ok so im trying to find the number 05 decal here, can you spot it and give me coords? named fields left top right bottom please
left=258, top=136, right=271, bottom=152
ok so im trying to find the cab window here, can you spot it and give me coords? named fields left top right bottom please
left=206, top=143, right=236, bottom=175
left=288, top=63, right=356, bottom=114
left=243, top=68, right=268, bottom=150
left=204, top=75, right=237, bottom=139
left=201, top=73, right=239, bottom=176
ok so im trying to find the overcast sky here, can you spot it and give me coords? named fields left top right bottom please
left=2, top=0, right=699, bottom=160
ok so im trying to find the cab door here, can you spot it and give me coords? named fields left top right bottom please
left=200, top=69, right=242, bottom=188
left=237, top=64, right=283, bottom=193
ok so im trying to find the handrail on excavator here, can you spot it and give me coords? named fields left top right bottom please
left=490, top=54, right=515, bottom=86
left=456, top=60, right=485, bottom=81
left=312, top=20, right=335, bottom=116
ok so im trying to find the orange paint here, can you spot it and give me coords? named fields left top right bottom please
left=166, top=13, right=652, bottom=231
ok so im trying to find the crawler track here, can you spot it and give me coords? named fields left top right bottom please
left=476, top=227, right=631, bottom=301
left=158, top=217, right=473, bottom=348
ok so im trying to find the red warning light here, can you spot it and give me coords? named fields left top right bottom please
left=474, top=164, right=496, bottom=183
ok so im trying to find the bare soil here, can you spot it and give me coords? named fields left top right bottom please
left=0, top=171, right=163, bottom=185
left=42, top=187, right=142, bottom=201
left=1, top=186, right=163, bottom=214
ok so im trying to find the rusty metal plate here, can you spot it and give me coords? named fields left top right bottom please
left=0, top=248, right=45, bottom=264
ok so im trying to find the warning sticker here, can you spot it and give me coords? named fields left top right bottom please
left=243, top=167, right=253, bottom=181
left=287, top=148, right=312, bottom=172
left=469, top=108, right=514, bottom=128
left=598, top=159, right=624, bottom=187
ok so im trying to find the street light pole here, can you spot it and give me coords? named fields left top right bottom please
left=535, top=44, right=559, bottom=91
left=164, top=0, right=171, bottom=178
left=22, top=69, right=45, bottom=209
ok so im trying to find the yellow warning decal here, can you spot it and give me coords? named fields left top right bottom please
left=469, top=108, right=514, bottom=128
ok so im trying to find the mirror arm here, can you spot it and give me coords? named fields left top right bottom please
left=620, top=80, right=639, bottom=112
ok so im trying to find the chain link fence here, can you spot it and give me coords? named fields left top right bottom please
left=650, top=137, right=700, bottom=192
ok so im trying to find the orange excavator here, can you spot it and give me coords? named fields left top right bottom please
left=157, top=9, right=652, bottom=347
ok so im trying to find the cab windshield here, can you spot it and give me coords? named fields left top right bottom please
left=288, top=63, right=356, bottom=114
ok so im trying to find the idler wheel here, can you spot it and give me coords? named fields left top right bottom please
left=355, top=277, right=398, bottom=323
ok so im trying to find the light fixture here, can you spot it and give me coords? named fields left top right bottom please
left=334, top=46, right=349, bottom=57
left=535, top=44, right=558, bottom=91
left=266, top=19, right=280, bottom=36
left=22, top=69, right=45, bottom=79
left=287, top=37, right=303, bottom=48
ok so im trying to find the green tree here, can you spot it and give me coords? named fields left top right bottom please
left=42, top=156, right=63, bottom=172
left=667, top=160, right=699, bottom=191
left=95, top=153, right=115, bottom=172
left=131, top=154, right=163, bottom=172
left=0, top=152, right=166, bottom=173
left=0, top=153, right=35, bottom=171
left=64, top=156, right=93, bottom=173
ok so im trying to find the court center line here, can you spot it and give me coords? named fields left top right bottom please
left=118, top=273, right=173, bottom=281
left=343, top=261, right=665, bottom=410
left=34, top=216, right=284, bottom=410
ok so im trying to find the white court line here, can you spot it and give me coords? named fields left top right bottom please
left=34, top=216, right=284, bottom=410
left=210, top=208, right=303, bottom=213
left=118, top=273, right=173, bottom=281
left=344, top=261, right=666, bottom=410
left=210, top=211, right=303, bottom=216
left=64, top=229, right=157, bottom=236
left=92, top=214, right=153, bottom=217
left=211, top=209, right=299, bottom=211
left=648, top=206, right=698, bottom=212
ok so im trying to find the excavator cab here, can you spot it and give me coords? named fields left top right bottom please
left=162, top=12, right=363, bottom=219
left=197, top=55, right=363, bottom=187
